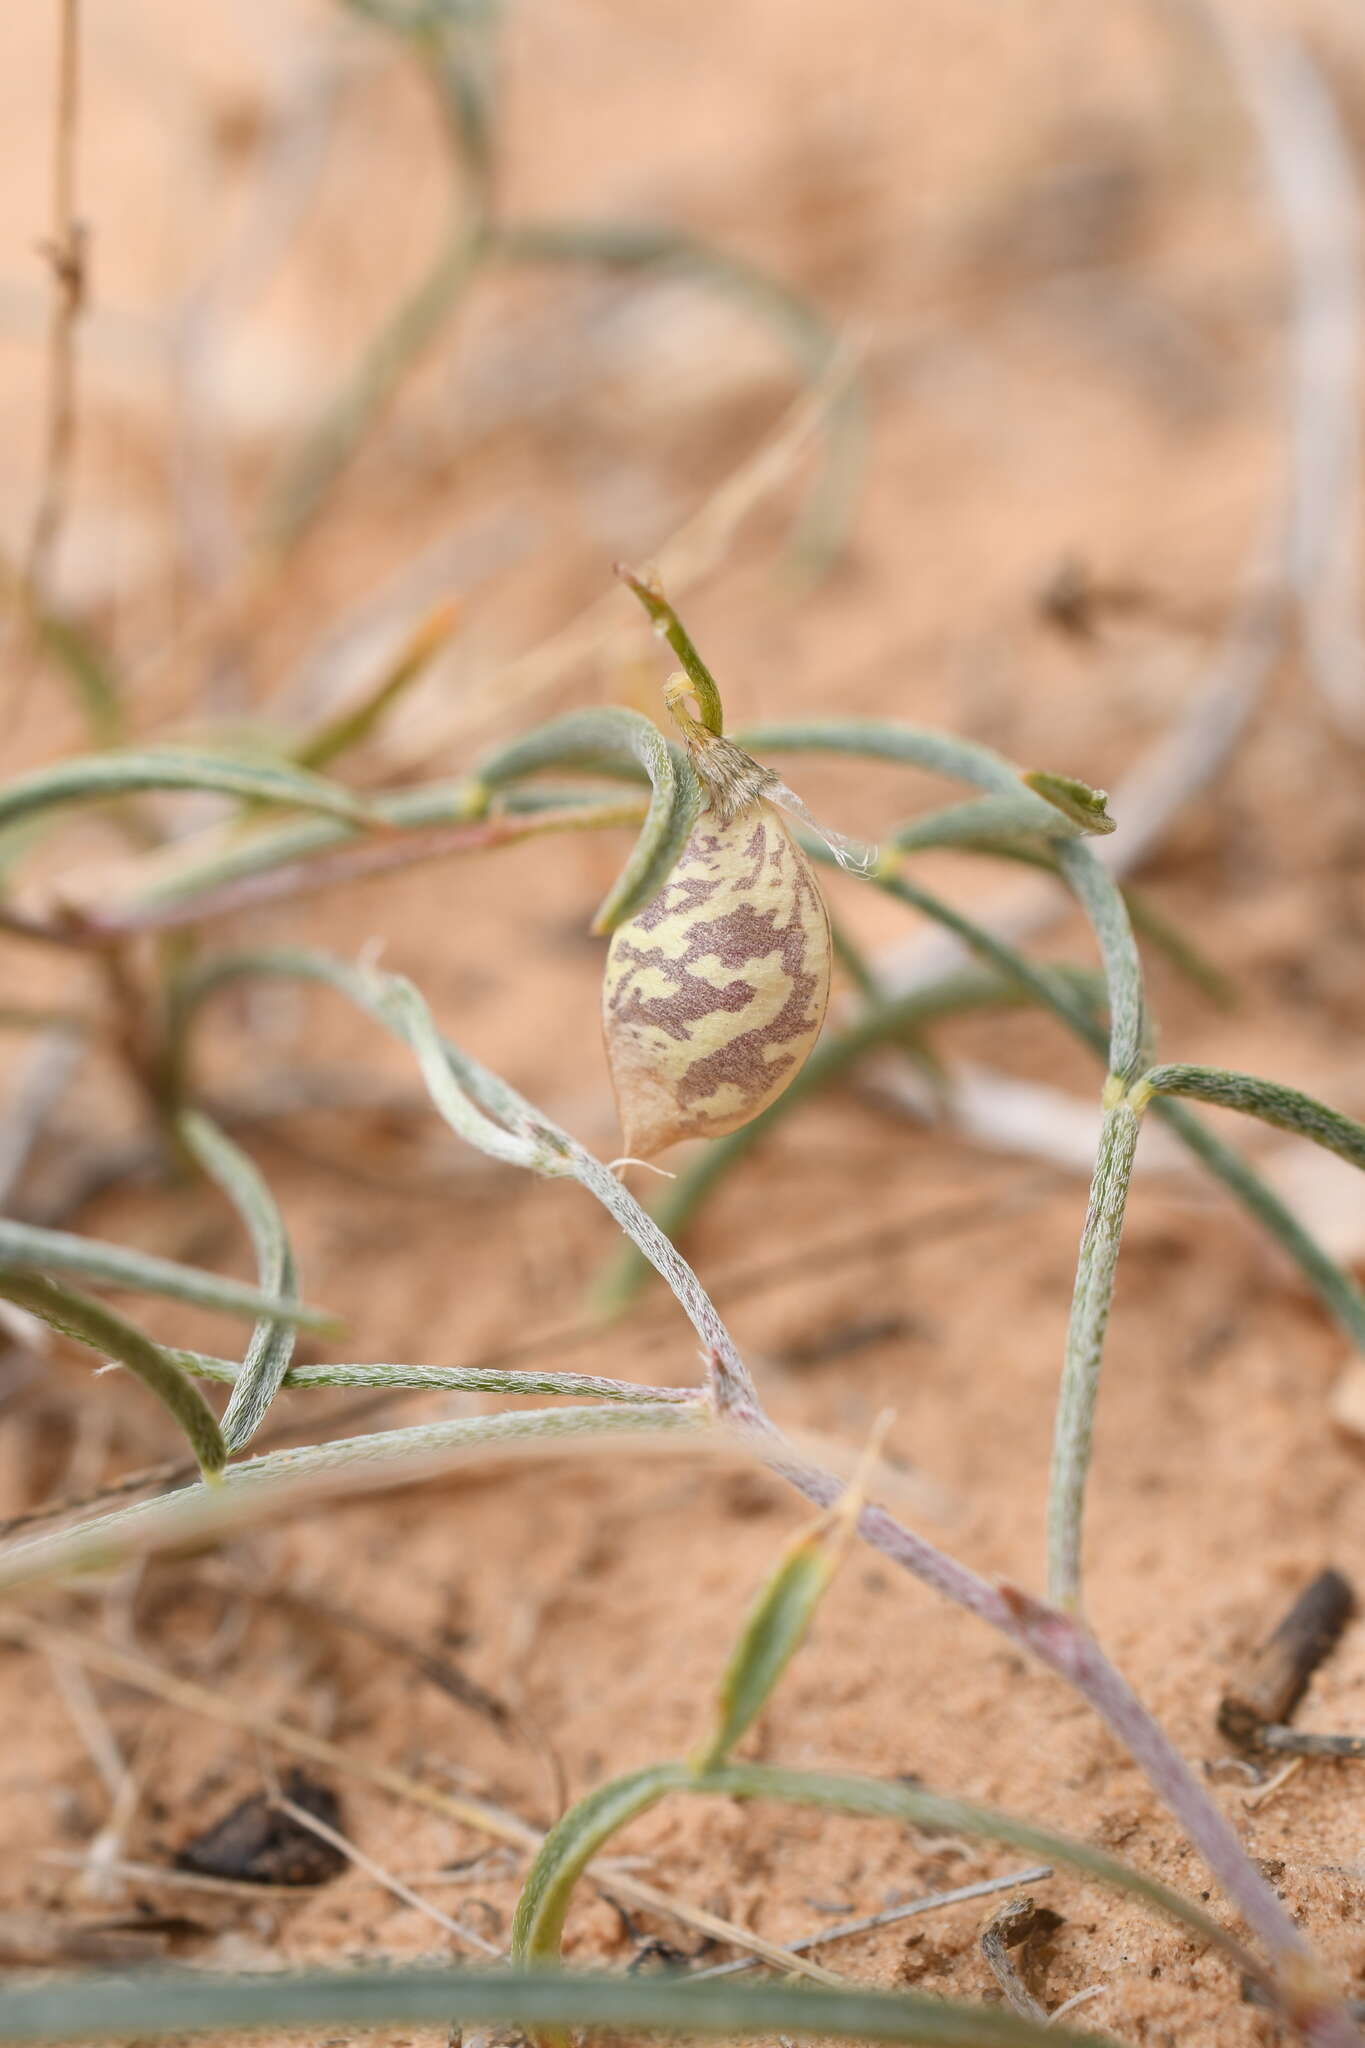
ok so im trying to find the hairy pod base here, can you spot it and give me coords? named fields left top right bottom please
left=603, top=802, right=832, bottom=1159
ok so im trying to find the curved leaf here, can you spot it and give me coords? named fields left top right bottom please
left=0, top=749, right=374, bottom=833
left=733, top=719, right=1026, bottom=797
left=738, top=722, right=1139, bottom=1082
left=512, top=1763, right=691, bottom=1969
left=0, top=1218, right=334, bottom=1329
left=293, top=600, right=460, bottom=771
left=697, top=1493, right=858, bottom=1772
left=476, top=707, right=701, bottom=930
left=616, top=566, right=725, bottom=733
left=892, top=793, right=1095, bottom=855
left=178, top=1114, right=298, bottom=1453
left=1141, top=1064, right=1365, bottom=1172
left=0, top=1270, right=225, bottom=1478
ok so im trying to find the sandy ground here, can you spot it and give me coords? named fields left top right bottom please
left=2, top=0, right=1365, bottom=2042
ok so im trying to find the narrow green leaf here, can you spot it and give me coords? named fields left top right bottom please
left=0, top=1218, right=335, bottom=1329
left=0, top=1270, right=225, bottom=1478
left=178, top=1114, right=298, bottom=1453
left=378, top=974, right=552, bottom=1165
left=32, top=610, right=126, bottom=748
left=0, top=1404, right=708, bottom=1597
left=0, top=1961, right=1120, bottom=2045
left=696, top=1489, right=861, bottom=1773
left=293, top=600, right=460, bottom=772
left=1141, top=1064, right=1365, bottom=1173
left=1155, top=1094, right=1365, bottom=1351
left=879, top=836, right=1231, bottom=1008
left=0, top=749, right=375, bottom=834
left=892, top=792, right=1094, bottom=855
left=176, top=1351, right=694, bottom=1402
left=617, top=566, right=725, bottom=734
left=734, top=719, right=1025, bottom=797
left=512, top=1764, right=692, bottom=1968
left=475, top=707, right=701, bottom=931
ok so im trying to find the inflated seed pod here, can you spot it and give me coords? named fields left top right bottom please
left=603, top=792, right=832, bottom=1159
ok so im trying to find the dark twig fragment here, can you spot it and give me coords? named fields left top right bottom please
left=1218, top=1569, right=1359, bottom=1756
left=176, top=1769, right=348, bottom=1887
left=1258, top=1726, right=1365, bottom=1761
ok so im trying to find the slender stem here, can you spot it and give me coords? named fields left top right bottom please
left=91, top=802, right=647, bottom=938
left=1055, top=843, right=1146, bottom=1082
left=179, top=1113, right=297, bottom=1453
left=178, top=1351, right=697, bottom=1402
left=1047, top=1089, right=1143, bottom=1611
left=0, top=1403, right=707, bottom=1595
left=24, top=0, right=84, bottom=596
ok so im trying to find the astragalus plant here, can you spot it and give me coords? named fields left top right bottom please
left=0, top=574, right=1362, bottom=2047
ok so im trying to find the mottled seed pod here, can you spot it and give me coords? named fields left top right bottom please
left=603, top=799, right=831, bottom=1159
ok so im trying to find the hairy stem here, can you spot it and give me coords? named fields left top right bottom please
left=1047, top=1088, right=1144, bottom=1610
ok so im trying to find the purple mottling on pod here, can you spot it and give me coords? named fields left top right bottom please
left=603, top=800, right=831, bottom=1158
